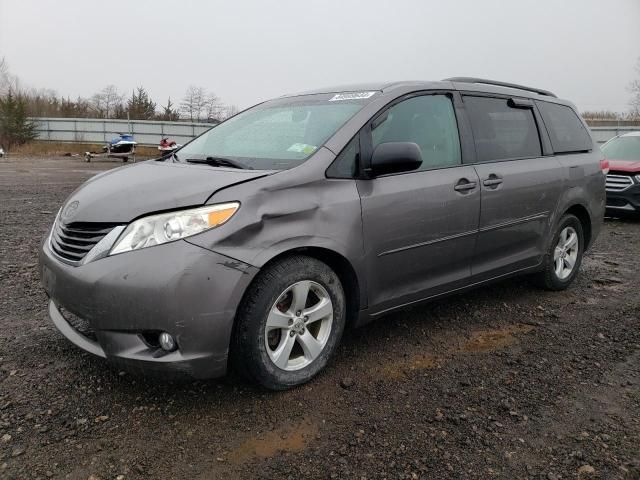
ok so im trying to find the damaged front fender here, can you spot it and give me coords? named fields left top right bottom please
left=186, top=147, right=368, bottom=307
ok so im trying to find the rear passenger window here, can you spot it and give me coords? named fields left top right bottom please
left=464, top=96, right=541, bottom=162
left=370, top=94, right=461, bottom=171
left=536, top=101, right=592, bottom=153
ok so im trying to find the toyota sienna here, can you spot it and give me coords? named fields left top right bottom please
left=40, top=78, right=606, bottom=389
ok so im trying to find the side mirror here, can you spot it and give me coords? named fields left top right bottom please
left=370, top=142, right=422, bottom=177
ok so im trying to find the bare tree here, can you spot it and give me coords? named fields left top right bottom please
left=89, top=85, right=125, bottom=118
left=629, top=58, right=640, bottom=119
left=0, top=57, right=18, bottom=96
left=180, top=85, right=207, bottom=121
left=203, top=93, right=223, bottom=121
left=89, top=93, right=105, bottom=117
left=222, top=104, right=240, bottom=120
left=0, top=57, right=9, bottom=94
left=103, top=85, right=125, bottom=118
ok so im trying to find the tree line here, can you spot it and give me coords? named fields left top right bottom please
left=0, top=57, right=239, bottom=122
left=0, top=56, right=241, bottom=151
left=39, top=84, right=240, bottom=122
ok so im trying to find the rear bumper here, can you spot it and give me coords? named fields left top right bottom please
left=40, top=237, right=258, bottom=379
left=606, top=184, right=640, bottom=214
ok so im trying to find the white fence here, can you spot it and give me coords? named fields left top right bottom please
left=32, top=118, right=216, bottom=146
left=31, top=117, right=639, bottom=147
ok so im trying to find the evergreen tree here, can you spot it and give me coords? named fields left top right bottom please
left=0, top=89, right=38, bottom=151
left=160, top=97, right=179, bottom=121
left=127, top=87, right=157, bottom=120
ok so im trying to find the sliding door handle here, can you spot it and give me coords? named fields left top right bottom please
left=483, top=174, right=503, bottom=187
left=454, top=179, right=477, bottom=192
left=483, top=178, right=503, bottom=186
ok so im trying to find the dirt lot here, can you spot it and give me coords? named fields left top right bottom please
left=0, top=156, right=639, bottom=480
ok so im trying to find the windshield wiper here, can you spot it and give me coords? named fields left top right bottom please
left=185, top=156, right=251, bottom=169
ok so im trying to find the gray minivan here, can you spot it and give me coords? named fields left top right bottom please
left=40, top=78, right=605, bottom=389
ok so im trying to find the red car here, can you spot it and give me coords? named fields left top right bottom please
left=603, top=131, right=640, bottom=217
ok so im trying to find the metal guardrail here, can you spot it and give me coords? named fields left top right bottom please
left=32, top=117, right=216, bottom=146
left=30, top=118, right=640, bottom=147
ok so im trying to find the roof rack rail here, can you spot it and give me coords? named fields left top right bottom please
left=443, top=77, right=557, bottom=98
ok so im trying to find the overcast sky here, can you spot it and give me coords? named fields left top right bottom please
left=1, top=0, right=639, bottom=113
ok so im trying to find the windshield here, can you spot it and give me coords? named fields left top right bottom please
left=176, top=92, right=376, bottom=170
left=602, top=135, right=640, bottom=161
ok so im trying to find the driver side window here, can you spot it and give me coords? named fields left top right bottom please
left=371, top=94, right=462, bottom=171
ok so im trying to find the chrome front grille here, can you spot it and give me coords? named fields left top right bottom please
left=606, top=174, right=634, bottom=192
left=50, top=221, right=119, bottom=263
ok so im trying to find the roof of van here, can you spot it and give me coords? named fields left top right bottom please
left=287, top=78, right=563, bottom=102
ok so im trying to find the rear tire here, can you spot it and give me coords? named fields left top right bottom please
left=534, top=213, right=584, bottom=291
left=231, top=255, right=346, bottom=390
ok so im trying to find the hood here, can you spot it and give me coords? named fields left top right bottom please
left=61, top=161, right=272, bottom=223
left=608, top=159, right=640, bottom=173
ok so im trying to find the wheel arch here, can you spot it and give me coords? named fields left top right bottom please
left=564, top=203, right=592, bottom=250
left=257, top=247, right=362, bottom=328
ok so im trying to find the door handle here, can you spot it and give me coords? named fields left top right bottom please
left=454, top=179, right=477, bottom=192
left=483, top=175, right=503, bottom=187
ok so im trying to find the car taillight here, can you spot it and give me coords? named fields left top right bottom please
left=600, top=159, right=609, bottom=174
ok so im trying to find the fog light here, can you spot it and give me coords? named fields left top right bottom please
left=159, top=332, right=177, bottom=352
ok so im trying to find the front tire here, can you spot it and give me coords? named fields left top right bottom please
left=231, top=255, right=346, bottom=390
left=535, top=214, right=584, bottom=290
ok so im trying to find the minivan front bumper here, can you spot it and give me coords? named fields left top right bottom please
left=39, top=237, right=258, bottom=379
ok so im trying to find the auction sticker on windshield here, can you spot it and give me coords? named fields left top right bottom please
left=329, top=91, right=377, bottom=101
left=287, top=143, right=318, bottom=154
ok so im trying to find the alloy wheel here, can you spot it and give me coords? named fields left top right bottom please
left=264, top=280, right=333, bottom=371
left=553, top=226, right=579, bottom=280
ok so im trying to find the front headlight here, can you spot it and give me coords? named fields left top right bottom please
left=110, top=202, right=239, bottom=255
left=635, top=174, right=640, bottom=183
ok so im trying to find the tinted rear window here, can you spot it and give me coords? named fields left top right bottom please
left=537, top=101, right=592, bottom=153
left=463, top=96, right=541, bottom=162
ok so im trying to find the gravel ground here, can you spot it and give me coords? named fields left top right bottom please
left=0, top=156, right=639, bottom=480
